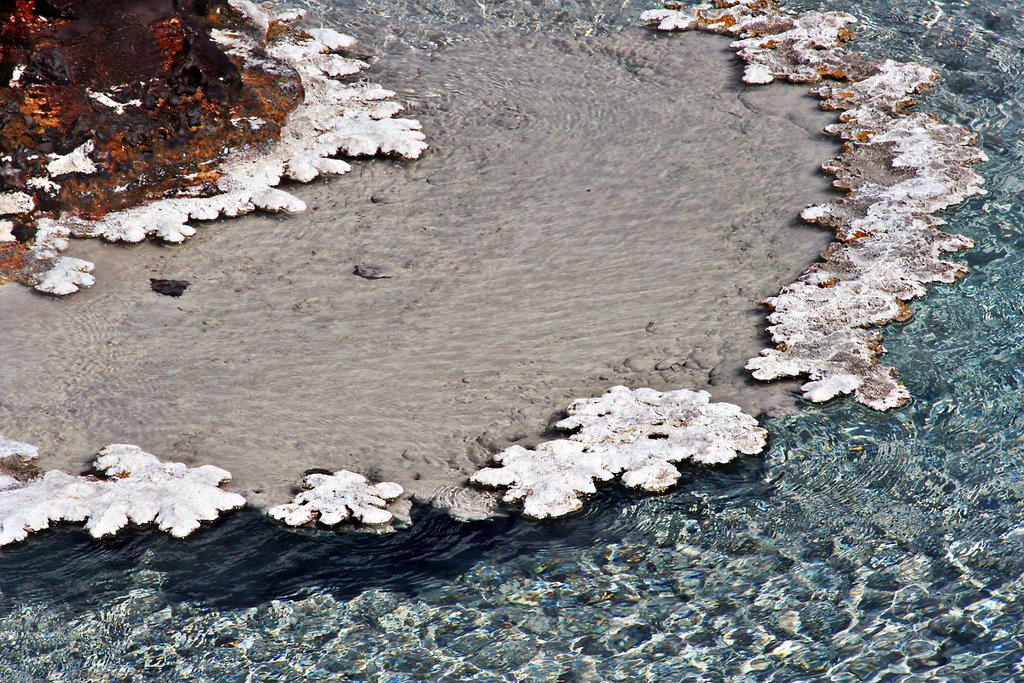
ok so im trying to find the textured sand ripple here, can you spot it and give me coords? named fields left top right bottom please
left=0, top=26, right=838, bottom=515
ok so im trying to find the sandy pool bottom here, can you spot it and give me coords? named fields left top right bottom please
left=0, top=26, right=839, bottom=519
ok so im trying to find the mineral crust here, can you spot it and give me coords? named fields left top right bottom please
left=0, top=439, right=245, bottom=546
left=269, top=470, right=405, bottom=528
left=471, top=386, right=767, bottom=518
left=643, top=0, right=986, bottom=410
left=0, top=0, right=426, bottom=294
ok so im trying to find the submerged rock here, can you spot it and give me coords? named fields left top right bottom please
left=643, top=0, right=986, bottom=410
left=0, top=0, right=426, bottom=295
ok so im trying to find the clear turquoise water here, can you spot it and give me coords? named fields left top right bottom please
left=4, top=1, right=1024, bottom=680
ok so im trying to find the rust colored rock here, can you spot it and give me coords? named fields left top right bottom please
left=0, top=0, right=302, bottom=283
left=0, top=0, right=426, bottom=294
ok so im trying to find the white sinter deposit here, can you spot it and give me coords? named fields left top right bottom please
left=10, top=0, right=426, bottom=296
left=0, top=436, right=37, bottom=460
left=0, top=439, right=246, bottom=546
left=471, top=386, right=767, bottom=518
left=643, top=0, right=986, bottom=410
left=269, top=470, right=406, bottom=528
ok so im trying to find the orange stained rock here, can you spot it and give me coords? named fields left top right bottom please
left=0, top=0, right=308, bottom=283
left=837, top=28, right=856, bottom=42
left=817, top=66, right=847, bottom=79
left=894, top=301, right=914, bottom=322
left=695, top=8, right=736, bottom=27
left=0, top=242, right=27, bottom=277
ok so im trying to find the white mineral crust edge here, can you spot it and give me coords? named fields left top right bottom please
left=471, top=386, right=768, bottom=519
left=0, top=440, right=246, bottom=546
left=642, top=0, right=986, bottom=411
left=269, top=470, right=406, bottom=528
left=471, top=0, right=987, bottom=518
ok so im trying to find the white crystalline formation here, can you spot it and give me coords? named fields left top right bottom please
left=642, top=1, right=986, bottom=410
left=471, top=386, right=767, bottom=518
left=0, top=436, right=38, bottom=460
left=0, top=440, right=245, bottom=546
left=13, top=0, right=426, bottom=296
left=269, top=470, right=405, bottom=527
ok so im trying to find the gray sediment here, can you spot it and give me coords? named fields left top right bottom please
left=0, top=27, right=838, bottom=517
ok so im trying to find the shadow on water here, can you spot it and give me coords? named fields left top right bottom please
left=0, top=456, right=772, bottom=612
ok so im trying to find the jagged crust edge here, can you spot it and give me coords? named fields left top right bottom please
left=269, top=470, right=406, bottom=529
left=0, top=435, right=408, bottom=542
left=0, top=439, right=246, bottom=547
left=18, top=0, right=427, bottom=296
left=641, top=0, right=986, bottom=410
left=470, top=386, right=768, bottom=519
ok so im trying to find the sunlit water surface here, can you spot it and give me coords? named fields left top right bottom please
left=3, top=1, right=1024, bottom=680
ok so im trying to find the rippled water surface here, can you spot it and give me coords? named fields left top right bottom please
left=4, top=0, right=1024, bottom=681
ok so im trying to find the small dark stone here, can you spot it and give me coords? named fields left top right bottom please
left=603, top=624, right=653, bottom=651
left=11, top=223, right=37, bottom=243
left=124, top=130, right=148, bottom=148
left=23, top=48, right=71, bottom=85
left=150, top=278, right=190, bottom=297
left=857, top=588, right=895, bottom=611
left=865, top=570, right=901, bottom=591
left=186, top=105, right=204, bottom=128
left=353, top=264, right=393, bottom=279
left=800, top=538, right=835, bottom=560
left=800, top=601, right=851, bottom=639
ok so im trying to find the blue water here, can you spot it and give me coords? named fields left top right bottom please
left=4, top=1, right=1024, bottom=680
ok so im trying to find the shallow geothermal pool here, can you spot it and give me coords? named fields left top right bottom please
left=2, top=0, right=1024, bottom=681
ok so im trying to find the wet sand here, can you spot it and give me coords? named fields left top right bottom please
left=0, top=27, right=838, bottom=517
